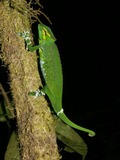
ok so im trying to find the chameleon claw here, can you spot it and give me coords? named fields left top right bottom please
left=28, top=89, right=45, bottom=98
left=34, top=89, right=40, bottom=98
left=34, top=89, right=45, bottom=98
left=18, top=31, right=31, bottom=50
left=18, top=31, right=30, bottom=38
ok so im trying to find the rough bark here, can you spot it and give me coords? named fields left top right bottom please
left=0, top=1, right=60, bottom=159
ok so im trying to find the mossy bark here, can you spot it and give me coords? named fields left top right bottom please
left=0, top=0, right=60, bottom=159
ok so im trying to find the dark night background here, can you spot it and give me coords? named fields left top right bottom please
left=0, top=0, right=120, bottom=159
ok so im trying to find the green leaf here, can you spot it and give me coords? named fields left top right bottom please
left=55, top=117, right=88, bottom=160
left=0, top=99, right=14, bottom=121
left=0, top=102, right=4, bottom=114
left=0, top=102, right=7, bottom=122
left=5, top=105, right=15, bottom=119
left=0, top=114, right=7, bottom=122
left=64, top=146, right=75, bottom=153
left=5, top=131, right=21, bottom=160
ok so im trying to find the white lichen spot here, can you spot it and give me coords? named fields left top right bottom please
left=40, top=60, right=45, bottom=65
left=40, top=60, right=46, bottom=77
left=57, top=109, right=64, bottom=116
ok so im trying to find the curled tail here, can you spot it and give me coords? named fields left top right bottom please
left=58, top=111, right=96, bottom=137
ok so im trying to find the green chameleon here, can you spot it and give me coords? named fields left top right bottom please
left=19, top=24, right=96, bottom=137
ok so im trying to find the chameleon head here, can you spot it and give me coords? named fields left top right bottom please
left=38, top=24, right=56, bottom=42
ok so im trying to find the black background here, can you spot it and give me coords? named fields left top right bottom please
left=0, top=0, right=120, bottom=159
left=40, top=0, right=120, bottom=160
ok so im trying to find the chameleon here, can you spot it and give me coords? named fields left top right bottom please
left=19, top=24, right=96, bottom=137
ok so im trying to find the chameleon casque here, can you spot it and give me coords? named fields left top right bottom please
left=19, top=24, right=95, bottom=137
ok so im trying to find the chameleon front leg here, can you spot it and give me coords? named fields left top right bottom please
left=28, top=86, right=54, bottom=99
left=28, top=89, right=45, bottom=98
left=18, top=31, right=41, bottom=52
left=18, top=31, right=46, bottom=97
left=18, top=31, right=51, bottom=97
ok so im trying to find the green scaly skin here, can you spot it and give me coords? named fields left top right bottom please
left=19, top=24, right=96, bottom=137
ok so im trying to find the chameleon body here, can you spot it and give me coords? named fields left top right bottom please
left=20, top=24, right=95, bottom=137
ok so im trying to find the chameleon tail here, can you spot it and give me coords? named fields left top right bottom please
left=58, top=112, right=96, bottom=137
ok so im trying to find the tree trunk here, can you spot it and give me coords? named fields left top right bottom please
left=0, top=0, right=60, bottom=159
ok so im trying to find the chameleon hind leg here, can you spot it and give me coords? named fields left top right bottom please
left=28, top=86, right=52, bottom=98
